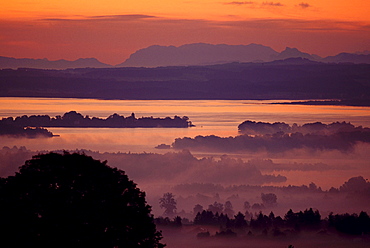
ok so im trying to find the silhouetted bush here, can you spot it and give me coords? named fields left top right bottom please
left=196, top=231, right=210, bottom=238
left=215, top=229, right=237, bottom=237
left=155, top=216, right=182, bottom=227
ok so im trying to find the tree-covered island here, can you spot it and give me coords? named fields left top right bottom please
left=0, top=111, right=194, bottom=138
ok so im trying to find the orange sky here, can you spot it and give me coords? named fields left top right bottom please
left=1, top=0, right=369, bottom=64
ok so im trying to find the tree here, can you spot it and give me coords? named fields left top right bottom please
left=194, top=210, right=215, bottom=225
left=261, top=193, right=277, bottom=207
left=251, top=203, right=265, bottom=210
left=208, top=201, right=224, bottom=214
left=224, top=200, right=234, bottom=217
left=173, top=216, right=182, bottom=227
left=193, top=204, right=204, bottom=215
left=159, top=192, right=177, bottom=216
left=0, top=152, right=164, bottom=248
left=234, top=212, right=247, bottom=228
left=243, top=201, right=251, bottom=210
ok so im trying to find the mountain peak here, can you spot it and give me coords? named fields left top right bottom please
left=281, top=47, right=307, bottom=56
left=283, top=47, right=300, bottom=52
left=275, top=47, right=318, bottom=61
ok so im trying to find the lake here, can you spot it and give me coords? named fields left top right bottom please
left=1, top=97, right=370, bottom=190
left=1, top=97, right=370, bottom=153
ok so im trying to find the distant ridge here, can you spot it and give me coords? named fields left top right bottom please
left=0, top=57, right=112, bottom=70
left=266, top=57, right=322, bottom=65
left=1, top=43, right=370, bottom=69
left=117, top=43, right=370, bottom=67
left=117, top=43, right=279, bottom=67
left=322, top=53, right=370, bottom=64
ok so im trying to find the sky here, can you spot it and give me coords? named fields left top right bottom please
left=0, top=0, right=369, bottom=65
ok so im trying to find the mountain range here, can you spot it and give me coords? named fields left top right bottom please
left=0, top=57, right=111, bottom=70
left=1, top=43, right=370, bottom=69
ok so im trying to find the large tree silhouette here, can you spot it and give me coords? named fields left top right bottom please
left=0, top=152, right=164, bottom=248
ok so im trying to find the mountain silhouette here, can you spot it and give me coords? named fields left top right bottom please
left=1, top=44, right=370, bottom=69
left=117, top=43, right=370, bottom=67
left=266, top=57, right=322, bottom=65
left=322, top=53, right=370, bottom=64
left=117, top=43, right=279, bottom=67
left=0, top=57, right=112, bottom=69
left=273, top=47, right=321, bottom=61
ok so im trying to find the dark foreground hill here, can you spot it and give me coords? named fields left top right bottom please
left=1, top=59, right=370, bottom=104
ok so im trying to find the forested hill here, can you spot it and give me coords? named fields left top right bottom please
left=1, top=59, right=370, bottom=104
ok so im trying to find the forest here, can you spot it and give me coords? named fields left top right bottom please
left=0, top=146, right=369, bottom=247
left=1, top=62, right=370, bottom=105
left=155, top=206, right=370, bottom=237
left=153, top=190, right=370, bottom=248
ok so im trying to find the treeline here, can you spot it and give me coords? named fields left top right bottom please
left=172, top=132, right=370, bottom=153
left=1, top=63, right=370, bottom=103
left=238, top=120, right=369, bottom=135
left=0, top=111, right=193, bottom=128
left=172, top=120, right=370, bottom=153
left=156, top=208, right=370, bottom=237
left=173, top=176, right=370, bottom=194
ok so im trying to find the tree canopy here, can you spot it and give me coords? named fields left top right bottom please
left=0, top=152, right=164, bottom=248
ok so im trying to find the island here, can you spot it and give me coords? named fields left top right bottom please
left=1, top=111, right=194, bottom=129
left=0, top=122, right=54, bottom=138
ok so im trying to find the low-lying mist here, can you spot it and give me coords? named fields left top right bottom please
left=1, top=146, right=369, bottom=219
left=160, top=226, right=370, bottom=248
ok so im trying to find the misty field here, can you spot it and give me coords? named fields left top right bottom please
left=160, top=225, right=370, bottom=248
